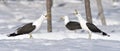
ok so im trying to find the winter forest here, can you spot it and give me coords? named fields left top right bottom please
left=0, top=0, right=120, bottom=51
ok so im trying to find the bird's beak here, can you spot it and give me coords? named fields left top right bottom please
left=58, top=16, right=64, bottom=22
left=45, top=14, right=47, bottom=17
left=73, top=9, right=79, bottom=15
left=42, top=12, right=47, bottom=19
left=44, top=13, right=48, bottom=19
left=60, top=16, right=65, bottom=20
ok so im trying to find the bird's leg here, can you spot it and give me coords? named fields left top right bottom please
left=88, top=31, right=92, bottom=40
left=29, top=34, right=33, bottom=39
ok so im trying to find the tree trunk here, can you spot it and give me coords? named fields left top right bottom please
left=84, top=0, right=92, bottom=23
left=96, top=0, right=107, bottom=25
left=46, top=0, right=52, bottom=32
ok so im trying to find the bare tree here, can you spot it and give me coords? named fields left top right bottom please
left=96, top=0, right=107, bottom=25
left=84, top=0, right=92, bottom=23
left=46, top=0, right=52, bottom=32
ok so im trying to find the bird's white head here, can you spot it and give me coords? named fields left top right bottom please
left=74, top=9, right=84, bottom=20
left=60, top=16, right=69, bottom=21
left=33, top=12, right=47, bottom=25
left=42, top=12, right=47, bottom=20
left=74, top=9, right=86, bottom=23
left=60, top=16, right=69, bottom=25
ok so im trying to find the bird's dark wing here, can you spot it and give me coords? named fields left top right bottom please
left=17, top=23, right=36, bottom=34
left=86, top=22, right=101, bottom=32
left=66, top=21, right=81, bottom=30
left=17, top=24, right=27, bottom=31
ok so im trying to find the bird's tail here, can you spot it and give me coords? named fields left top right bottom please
left=7, top=33, right=19, bottom=37
left=102, top=32, right=110, bottom=37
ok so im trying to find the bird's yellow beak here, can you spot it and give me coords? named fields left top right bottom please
left=60, top=16, right=65, bottom=20
left=57, top=16, right=65, bottom=22
left=44, top=14, right=48, bottom=20
left=74, top=9, right=79, bottom=15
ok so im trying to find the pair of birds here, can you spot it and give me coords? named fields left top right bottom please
left=61, top=10, right=110, bottom=39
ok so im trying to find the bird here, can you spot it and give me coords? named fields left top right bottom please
left=74, top=10, right=110, bottom=39
left=7, top=13, right=47, bottom=38
left=60, top=16, right=81, bottom=32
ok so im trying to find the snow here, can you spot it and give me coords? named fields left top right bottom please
left=0, top=37, right=120, bottom=51
left=0, top=0, right=120, bottom=51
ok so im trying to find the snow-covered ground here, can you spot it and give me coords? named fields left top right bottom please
left=0, top=0, right=120, bottom=51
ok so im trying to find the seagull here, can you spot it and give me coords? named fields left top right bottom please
left=74, top=10, right=110, bottom=39
left=60, top=16, right=81, bottom=32
left=7, top=13, right=47, bottom=38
